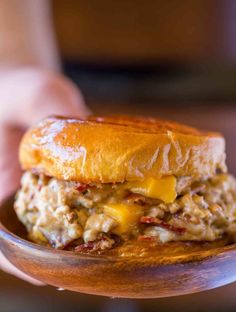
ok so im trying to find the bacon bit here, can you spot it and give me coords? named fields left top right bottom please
left=75, top=241, right=95, bottom=252
left=126, top=193, right=146, bottom=205
left=74, top=236, right=114, bottom=253
left=76, top=184, right=97, bottom=193
left=140, top=216, right=186, bottom=235
left=138, top=235, right=157, bottom=242
left=140, top=216, right=161, bottom=224
left=76, top=184, right=89, bottom=193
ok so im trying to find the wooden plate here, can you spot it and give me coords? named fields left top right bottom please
left=1, top=196, right=236, bottom=298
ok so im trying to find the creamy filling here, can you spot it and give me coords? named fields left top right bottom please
left=14, top=172, right=236, bottom=251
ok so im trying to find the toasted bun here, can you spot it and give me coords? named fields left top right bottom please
left=19, top=115, right=226, bottom=183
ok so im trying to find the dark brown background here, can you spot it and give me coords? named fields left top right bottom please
left=52, top=0, right=229, bottom=63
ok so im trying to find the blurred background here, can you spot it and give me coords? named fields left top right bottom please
left=1, top=0, right=236, bottom=311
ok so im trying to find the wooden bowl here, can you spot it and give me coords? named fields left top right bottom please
left=1, top=196, right=236, bottom=298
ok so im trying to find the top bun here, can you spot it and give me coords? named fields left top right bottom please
left=19, top=115, right=226, bottom=183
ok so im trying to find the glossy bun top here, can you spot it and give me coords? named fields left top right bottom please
left=19, top=115, right=226, bottom=182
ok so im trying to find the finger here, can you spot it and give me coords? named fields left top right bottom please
left=0, top=252, right=44, bottom=286
left=0, top=124, right=24, bottom=202
left=0, top=125, right=44, bottom=286
left=0, top=67, right=91, bottom=127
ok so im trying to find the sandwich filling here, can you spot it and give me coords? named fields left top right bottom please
left=14, top=171, right=236, bottom=251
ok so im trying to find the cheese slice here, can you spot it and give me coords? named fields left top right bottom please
left=103, top=203, right=144, bottom=235
left=127, top=176, right=177, bottom=203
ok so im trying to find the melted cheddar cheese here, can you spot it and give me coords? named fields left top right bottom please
left=103, top=203, right=144, bottom=235
left=127, top=176, right=177, bottom=203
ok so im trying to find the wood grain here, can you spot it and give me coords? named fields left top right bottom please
left=1, top=196, right=236, bottom=298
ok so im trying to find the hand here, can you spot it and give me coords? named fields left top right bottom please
left=0, top=67, right=90, bottom=284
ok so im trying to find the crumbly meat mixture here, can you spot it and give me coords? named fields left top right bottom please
left=14, top=172, right=236, bottom=251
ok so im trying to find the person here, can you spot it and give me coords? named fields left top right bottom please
left=0, top=0, right=89, bottom=284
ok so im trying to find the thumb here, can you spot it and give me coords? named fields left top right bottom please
left=0, top=67, right=91, bottom=127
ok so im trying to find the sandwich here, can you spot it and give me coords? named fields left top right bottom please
left=14, top=115, right=236, bottom=253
